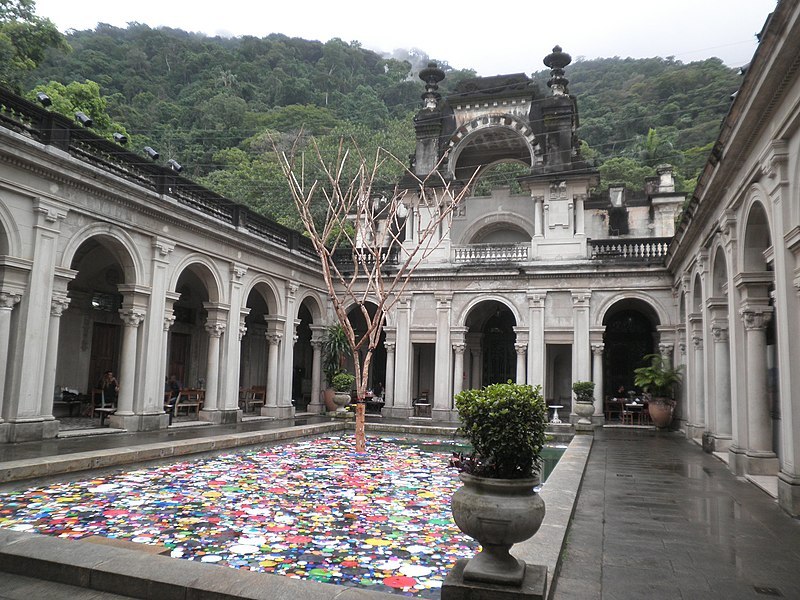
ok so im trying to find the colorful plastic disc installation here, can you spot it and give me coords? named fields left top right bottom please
left=0, top=435, right=476, bottom=598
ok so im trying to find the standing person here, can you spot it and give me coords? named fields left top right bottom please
left=98, top=370, right=119, bottom=406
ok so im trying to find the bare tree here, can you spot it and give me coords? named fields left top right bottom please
left=276, top=137, right=474, bottom=452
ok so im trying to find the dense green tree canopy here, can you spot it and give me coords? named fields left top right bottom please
left=12, top=19, right=744, bottom=222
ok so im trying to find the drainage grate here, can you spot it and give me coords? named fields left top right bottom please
left=754, top=587, right=783, bottom=597
left=615, top=473, right=633, bottom=478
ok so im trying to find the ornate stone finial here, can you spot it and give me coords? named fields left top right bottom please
left=419, top=62, right=445, bottom=110
left=544, top=45, right=572, bottom=95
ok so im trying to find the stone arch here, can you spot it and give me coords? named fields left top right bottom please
left=296, top=291, right=324, bottom=323
left=692, top=273, right=703, bottom=313
left=600, top=296, right=662, bottom=399
left=458, top=212, right=534, bottom=246
left=741, top=196, right=773, bottom=272
left=446, top=115, right=539, bottom=180
left=0, top=199, right=21, bottom=256
left=710, top=245, right=729, bottom=297
left=169, top=254, right=225, bottom=305
left=457, top=294, right=523, bottom=328
left=594, top=292, right=667, bottom=329
left=242, top=276, right=282, bottom=316
left=61, top=223, right=144, bottom=286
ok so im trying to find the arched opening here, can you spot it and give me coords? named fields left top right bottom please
left=602, top=299, right=660, bottom=400
left=291, top=303, right=314, bottom=411
left=464, top=300, right=517, bottom=388
left=59, top=237, right=130, bottom=402
left=169, top=266, right=214, bottom=390
left=346, top=302, right=386, bottom=394
left=239, top=283, right=277, bottom=398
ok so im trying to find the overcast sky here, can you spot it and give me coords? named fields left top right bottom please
left=34, top=0, right=778, bottom=75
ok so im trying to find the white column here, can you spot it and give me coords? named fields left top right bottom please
left=384, top=341, right=396, bottom=407
left=433, top=293, right=452, bottom=415
left=514, top=342, right=527, bottom=384
left=571, top=290, right=591, bottom=382
left=281, top=283, right=298, bottom=407
left=40, top=293, right=70, bottom=419
left=533, top=195, right=544, bottom=237
left=116, top=308, right=146, bottom=415
left=202, top=320, right=225, bottom=412
left=711, top=322, right=732, bottom=442
left=393, top=299, right=412, bottom=412
left=143, top=239, right=174, bottom=415
left=691, top=333, right=705, bottom=435
left=575, top=194, right=585, bottom=235
left=741, top=306, right=775, bottom=460
left=309, top=326, right=324, bottom=413
left=221, top=264, right=247, bottom=412
left=160, top=292, right=180, bottom=400
left=527, top=292, right=546, bottom=387
left=264, top=332, right=282, bottom=410
left=471, top=348, right=482, bottom=389
left=591, top=343, right=604, bottom=417
left=0, top=292, right=21, bottom=422
left=453, top=343, right=466, bottom=397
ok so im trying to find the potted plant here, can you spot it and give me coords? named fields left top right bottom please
left=572, top=380, right=595, bottom=425
left=449, top=381, right=548, bottom=585
left=322, top=324, right=349, bottom=412
left=330, top=371, right=355, bottom=413
left=633, top=353, right=683, bottom=428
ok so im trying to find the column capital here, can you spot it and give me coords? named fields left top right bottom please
left=33, top=199, right=68, bottom=225
left=571, top=289, right=591, bottom=307
left=205, top=321, right=226, bottom=338
left=163, top=312, right=176, bottom=332
left=691, top=335, right=703, bottom=350
left=384, top=341, right=396, bottom=353
left=711, top=322, right=729, bottom=342
left=741, top=306, right=773, bottom=331
left=119, top=308, right=146, bottom=327
left=0, top=292, right=21, bottom=310
left=658, top=342, right=674, bottom=357
left=527, top=292, right=546, bottom=308
left=238, top=319, right=248, bottom=341
left=50, top=294, right=71, bottom=317
left=514, top=342, right=527, bottom=355
left=152, top=238, right=175, bottom=259
left=231, top=262, right=248, bottom=281
left=678, top=341, right=687, bottom=355
left=591, top=343, right=605, bottom=356
left=435, top=292, right=452, bottom=308
left=286, top=281, right=299, bottom=298
left=266, top=332, right=283, bottom=346
left=453, top=342, right=466, bottom=354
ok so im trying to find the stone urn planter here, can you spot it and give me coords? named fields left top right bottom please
left=451, top=473, right=545, bottom=584
left=572, top=380, right=596, bottom=426
left=573, top=400, right=595, bottom=425
left=450, top=382, right=548, bottom=586
left=330, top=372, right=355, bottom=414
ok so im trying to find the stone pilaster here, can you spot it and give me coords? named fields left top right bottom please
left=432, top=293, right=453, bottom=420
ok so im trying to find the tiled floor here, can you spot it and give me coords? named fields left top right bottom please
left=553, top=428, right=800, bottom=600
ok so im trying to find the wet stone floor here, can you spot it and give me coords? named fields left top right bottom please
left=0, top=435, right=476, bottom=598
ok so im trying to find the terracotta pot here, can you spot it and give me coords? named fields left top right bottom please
left=451, top=473, right=545, bottom=585
left=648, top=397, right=674, bottom=428
left=322, top=388, right=337, bottom=412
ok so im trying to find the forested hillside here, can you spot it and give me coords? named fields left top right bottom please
left=17, top=22, right=743, bottom=228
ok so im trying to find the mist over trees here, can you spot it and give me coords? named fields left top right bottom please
left=14, top=18, right=742, bottom=228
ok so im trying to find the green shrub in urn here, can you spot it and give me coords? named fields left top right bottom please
left=331, top=372, right=355, bottom=393
left=572, top=381, right=595, bottom=403
left=453, top=381, right=547, bottom=479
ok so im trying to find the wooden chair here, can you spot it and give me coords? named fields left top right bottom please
left=90, top=388, right=116, bottom=424
left=172, top=389, right=202, bottom=418
left=239, top=388, right=265, bottom=413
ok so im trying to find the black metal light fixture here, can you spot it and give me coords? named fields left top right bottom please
left=75, top=111, right=92, bottom=127
left=144, top=146, right=160, bottom=160
left=113, top=132, right=128, bottom=145
left=36, top=92, right=52, bottom=107
left=167, top=159, right=183, bottom=173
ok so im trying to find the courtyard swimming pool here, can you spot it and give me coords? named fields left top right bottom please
left=0, top=434, right=564, bottom=598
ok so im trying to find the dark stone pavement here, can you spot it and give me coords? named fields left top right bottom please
left=553, top=428, right=800, bottom=600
